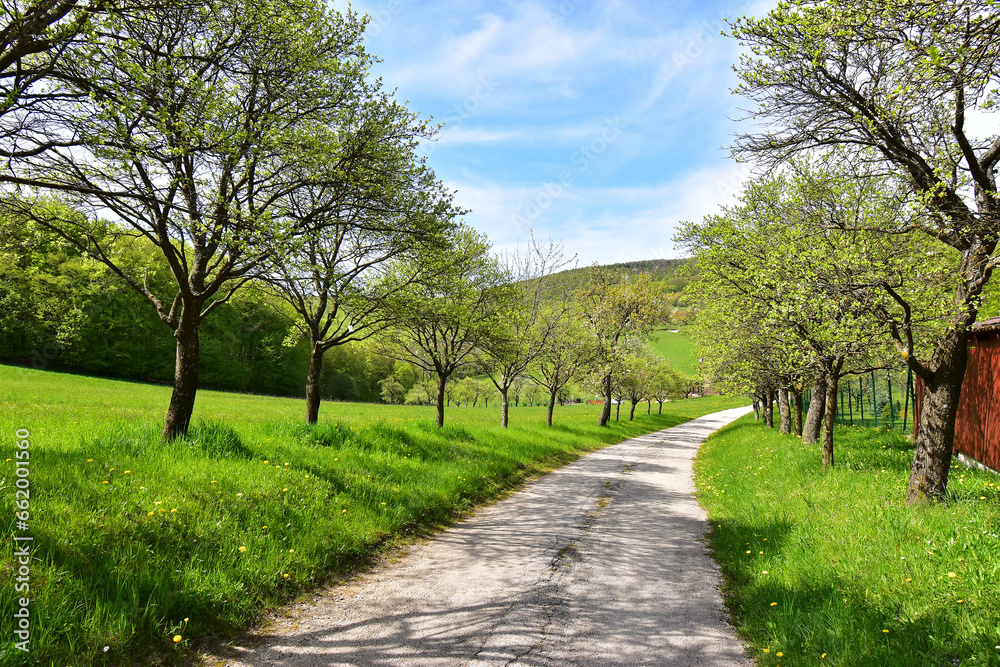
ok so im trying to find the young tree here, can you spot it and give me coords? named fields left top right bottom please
left=527, top=309, right=594, bottom=426
left=380, top=226, right=512, bottom=426
left=728, top=0, right=1000, bottom=500
left=577, top=269, right=666, bottom=427
left=477, top=239, right=573, bottom=427
left=4, top=0, right=374, bottom=437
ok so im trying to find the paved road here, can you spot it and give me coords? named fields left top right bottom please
left=210, top=406, right=753, bottom=667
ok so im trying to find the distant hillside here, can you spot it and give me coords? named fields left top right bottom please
left=541, top=258, right=694, bottom=321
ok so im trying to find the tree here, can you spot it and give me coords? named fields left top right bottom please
left=379, top=376, right=405, bottom=404
left=381, top=226, right=512, bottom=426
left=728, top=0, right=1000, bottom=500
left=648, top=356, right=683, bottom=414
left=3, top=0, right=374, bottom=437
left=478, top=238, right=572, bottom=427
left=678, top=167, right=932, bottom=469
left=577, top=269, right=665, bottom=427
left=527, top=309, right=594, bottom=426
left=0, top=0, right=110, bottom=161
left=266, top=98, right=457, bottom=423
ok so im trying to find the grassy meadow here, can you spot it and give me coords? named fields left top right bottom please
left=695, top=416, right=1000, bottom=667
left=649, top=327, right=699, bottom=376
left=0, top=363, right=743, bottom=665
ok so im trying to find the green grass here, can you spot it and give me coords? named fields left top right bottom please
left=694, top=417, right=1000, bottom=667
left=649, top=327, right=699, bottom=376
left=0, top=363, right=743, bottom=666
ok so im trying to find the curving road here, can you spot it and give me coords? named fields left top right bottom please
left=209, top=406, right=753, bottom=667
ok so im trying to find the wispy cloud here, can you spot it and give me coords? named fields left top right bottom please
left=349, top=0, right=777, bottom=264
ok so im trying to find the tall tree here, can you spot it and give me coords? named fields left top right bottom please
left=728, top=0, right=1000, bottom=500
left=3, top=0, right=375, bottom=437
left=266, top=99, right=458, bottom=424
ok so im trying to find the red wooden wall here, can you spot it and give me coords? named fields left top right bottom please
left=915, top=334, right=1000, bottom=471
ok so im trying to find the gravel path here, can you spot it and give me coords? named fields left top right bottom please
left=207, top=406, right=753, bottom=667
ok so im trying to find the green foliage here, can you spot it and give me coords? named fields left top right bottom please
left=0, top=362, right=743, bottom=665
left=695, top=417, right=1000, bottom=666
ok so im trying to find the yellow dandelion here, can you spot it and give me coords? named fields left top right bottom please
left=958, top=599, right=964, bottom=604
left=948, top=572, right=957, bottom=578
left=124, top=470, right=131, bottom=474
left=883, top=629, right=889, bottom=634
left=109, top=468, right=115, bottom=472
left=746, top=550, right=751, bottom=554
left=759, top=551, right=764, bottom=555
left=140, top=486, right=146, bottom=490
left=283, top=573, right=290, bottom=578
left=822, top=653, right=826, bottom=659
left=239, top=546, right=247, bottom=552
left=777, top=652, right=784, bottom=657
left=184, top=617, right=189, bottom=622
left=237, top=492, right=243, bottom=497
left=102, top=481, right=109, bottom=484
left=342, top=509, right=347, bottom=513
left=289, top=549, right=294, bottom=553
left=283, top=488, right=289, bottom=492
left=148, top=511, right=154, bottom=516
left=173, top=635, right=182, bottom=643
left=171, top=509, right=177, bottom=513
left=262, top=525, right=268, bottom=529
left=264, top=460, right=269, bottom=464
left=763, top=648, right=770, bottom=653
left=285, top=463, right=290, bottom=466
left=762, top=570, right=768, bottom=575
left=770, top=602, right=777, bottom=606
left=87, top=459, right=93, bottom=462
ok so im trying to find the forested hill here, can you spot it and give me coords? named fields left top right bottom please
left=542, top=258, right=690, bottom=299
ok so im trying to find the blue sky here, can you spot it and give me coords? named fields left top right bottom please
left=349, top=0, right=775, bottom=265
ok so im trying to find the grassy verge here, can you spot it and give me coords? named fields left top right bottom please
left=694, top=416, right=1000, bottom=667
left=0, top=363, right=743, bottom=665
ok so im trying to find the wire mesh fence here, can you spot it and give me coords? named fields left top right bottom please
left=804, top=368, right=916, bottom=433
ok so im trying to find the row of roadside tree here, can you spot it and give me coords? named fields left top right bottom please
left=680, top=0, right=1000, bottom=504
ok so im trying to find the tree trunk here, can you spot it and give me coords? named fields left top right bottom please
left=777, top=385, right=791, bottom=434
left=163, top=312, right=201, bottom=439
left=615, top=399, right=621, bottom=421
left=646, top=399, right=651, bottom=415
left=500, top=386, right=510, bottom=428
left=658, top=400, right=663, bottom=414
left=763, top=391, right=774, bottom=428
left=821, top=358, right=844, bottom=471
left=792, top=389, right=803, bottom=437
left=629, top=398, right=638, bottom=421
left=436, top=372, right=448, bottom=427
left=598, top=373, right=612, bottom=426
left=803, top=368, right=826, bottom=444
left=547, top=387, right=557, bottom=427
left=753, top=396, right=760, bottom=421
left=908, top=327, right=969, bottom=503
left=305, top=344, right=324, bottom=425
